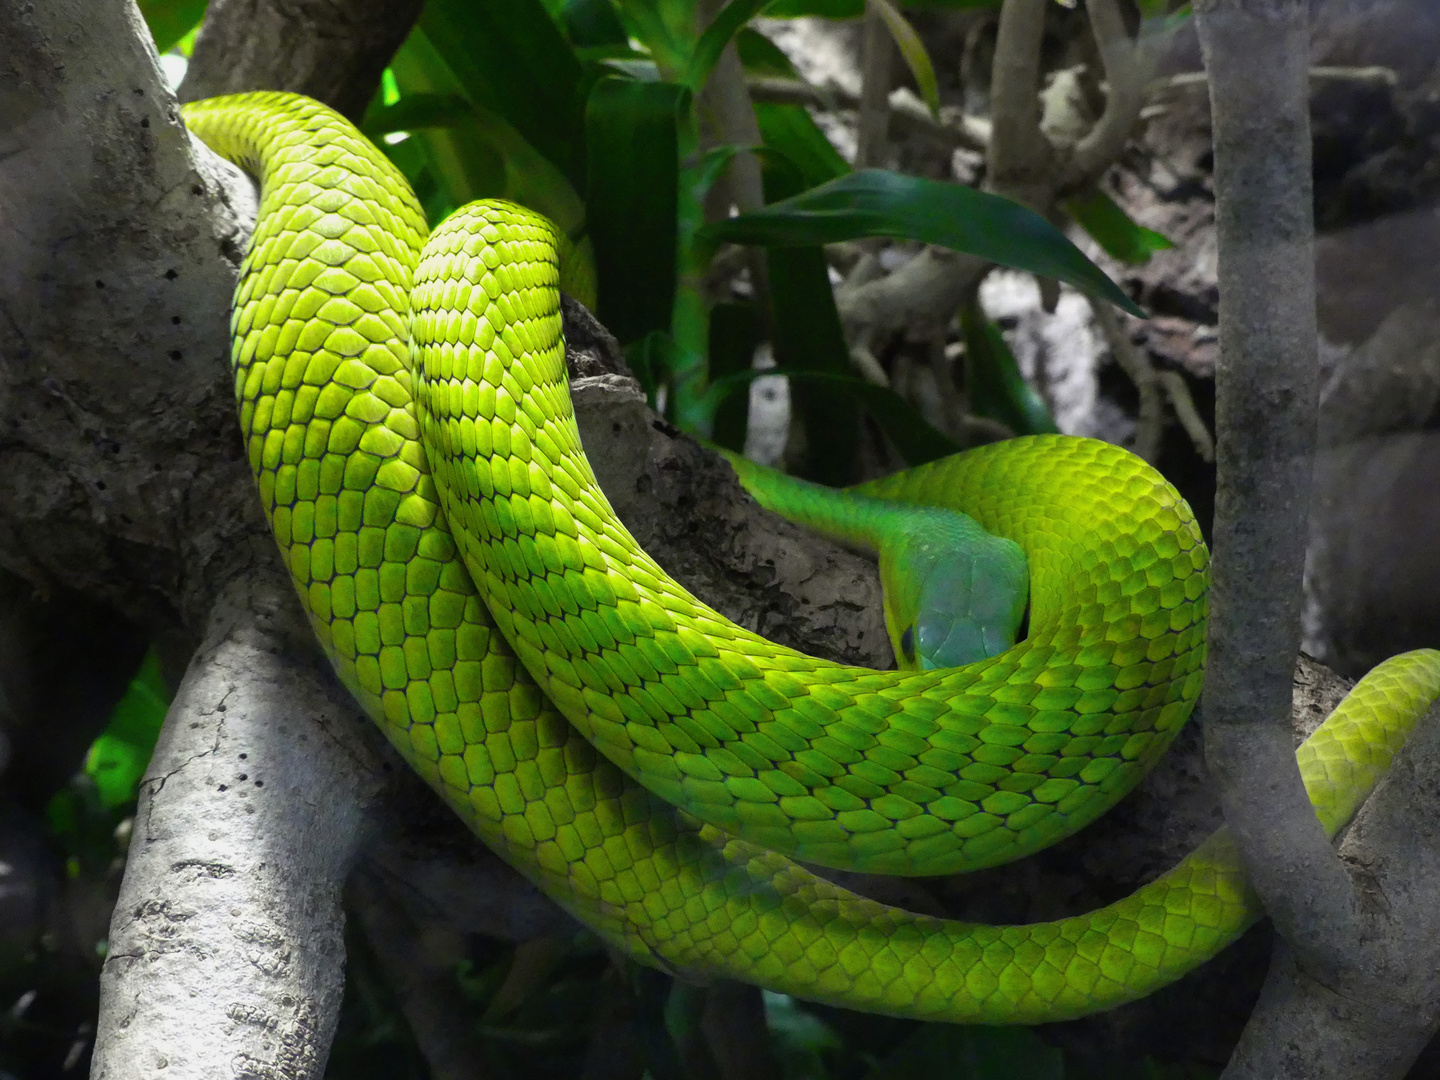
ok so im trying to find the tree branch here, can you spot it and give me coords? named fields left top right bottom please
left=855, top=2, right=896, bottom=169
left=745, top=77, right=991, bottom=153
left=178, top=0, right=424, bottom=121
left=92, top=572, right=376, bottom=1079
left=1221, top=699, right=1440, bottom=1079
left=1195, top=0, right=1361, bottom=974
left=986, top=0, right=1053, bottom=209
left=1070, top=0, right=1152, bottom=182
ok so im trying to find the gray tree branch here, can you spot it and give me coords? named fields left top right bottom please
left=1220, top=700, right=1440, bottom=1079
left=1194, top=0, right=1361, bottom=969
left=92, top=572, right=376, bottom=1080
left=178, top=0, right=424, bottom=122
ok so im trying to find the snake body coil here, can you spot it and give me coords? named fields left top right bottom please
left=184, top=92, right=1440, bottom=1023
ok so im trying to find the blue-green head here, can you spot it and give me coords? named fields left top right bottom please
left=879, top=510, right=1029, bottom=671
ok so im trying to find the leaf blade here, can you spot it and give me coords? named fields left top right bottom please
left=706, top=169, right=1145, bottom=315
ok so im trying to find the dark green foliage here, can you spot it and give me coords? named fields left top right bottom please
left=709, top=301, right=762, bottom=451
left=137, top=0, right=207, bottom=53
left=707, top=170, right=1146, bottom=316
left=586, top=78, right=688, bottom=343
left=960, top=302, right=1061, bottom=436
left=1065, top=187, right=1174, bottom=266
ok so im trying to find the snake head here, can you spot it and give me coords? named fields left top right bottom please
left=881, top=514, right=1029, bottom=671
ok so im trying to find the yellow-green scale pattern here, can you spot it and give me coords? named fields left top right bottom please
left=414, top=204, right=1209, bottom=878
left=185, top=92, right=1440, bottom=1024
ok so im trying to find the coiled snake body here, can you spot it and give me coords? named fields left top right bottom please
left=184, top=92, right=1440, bottom=1023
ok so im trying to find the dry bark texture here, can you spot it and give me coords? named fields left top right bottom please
left=178, top=0, right=425, bottom=122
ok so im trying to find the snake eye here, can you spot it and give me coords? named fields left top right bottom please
left=899, top=626, right=916, bottom=663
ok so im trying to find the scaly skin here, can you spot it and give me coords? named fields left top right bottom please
left=183, top=92, right=1440, bottom=1022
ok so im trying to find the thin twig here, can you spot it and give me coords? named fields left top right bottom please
left=1157, top=370, right=1215, bottom=462
left=1091, top=299, right=1163, bottom=462
left=856, top=1, right=895, bottom=168
left=1150, top=64, right=1400, bottom=95
left=1071, top=0, right=1153, bottom=181
left=746, top=77, right=992, bottom=152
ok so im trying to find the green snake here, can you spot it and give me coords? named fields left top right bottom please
left=183, top=92, right=1440, bottom=1023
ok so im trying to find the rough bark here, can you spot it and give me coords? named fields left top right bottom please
left=1194, top=0, right=1357, bottom=969
left=92, top=572, right=372, bottom=1080
left=178, top=0, right=424, bottom=122
left=1197, top=3, right=1440, bottom=1076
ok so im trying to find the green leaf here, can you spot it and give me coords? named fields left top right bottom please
left=625, top=329, right=677, bottom=403
left=766, top=0, right=1000, bottom=14
left=960, top=303, right=1059, bottom=436
left=765, top=0, right=863, bottom=14
left=708, top=302, right=761, bottom=452
left=862, top=1025, right=1063, bottom=1080
left=793, top=372, right=962, bottom=465
left=707, top=367, right=964, bottom=465
left=381, top=33, right=589, bottom=236
left=870, top=0, right=941, bottom=115
left=632, top=967, right=688, bottom=1080
left=585, top=77, right=688, bottom=345
left=761, top=156, right=859, bottom=483
left=418, top=0, right=587, bottom=187
left=138, top=0, right=208, bottom=54
left=735, top=25, right=797, bottom=75
left=706, top=169, right=1146, bottom=316
left=735, top=27, right=850, bottom=189
left=363, top=92, right=474, bottom=136
left=764, top=992, right=843, bottom=1080
left=684, top=0, right=777, bottom=91
left=612, top=0, right=694, bottom=76
left=86, top=649, right=170, bottom=809
left=1064, top=186, right=1174, bottom=265
left=562, top=0, right=631, bottom=45
left=754, top=104, right=850, bottom=189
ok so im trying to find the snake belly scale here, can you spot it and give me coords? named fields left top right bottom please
left=183, top=91, right=1440, bottom=1023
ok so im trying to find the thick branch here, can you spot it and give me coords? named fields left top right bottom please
left=1195, top=0, right=1359, bottom=971
left=987, top=0, right=1054, bottom=209
left=0, top=0, right=260, bottom=631
left=1222, top=700, right=1440, bottom=1079
left=93, top=572, right=377, bottom=1080
left=178, top=0, right=424, bottom=121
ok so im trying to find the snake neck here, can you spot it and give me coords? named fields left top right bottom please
left=719, top=448, right=913, bottom=555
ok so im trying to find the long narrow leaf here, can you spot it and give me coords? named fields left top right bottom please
left=612, top=0, right=693, bottom=76
left=384, top=30, right=593, bottom=294
left=419, top=0, right=587, bottom=186
left=960, top=303, right=1059, bottom=435
left=762, top=159, right=859, bottom=483
left=706, top=169, right=1146, bottom=315
left=708, top=367, right=964, bottom=465
left=708, top=302, right=760, bottom=452
left=563, top=0, right=631, bottom=45
left=362, top=92, right=473, bottom=137
left=870, top=0, right=941, bottom=115
left=585, top=77, right=687, bottom=345
left=1064, top=186, right=1174, bottom=265
left=684, top=0, right=775, bottom=91
left=735, top=28, right=850, bottom=187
